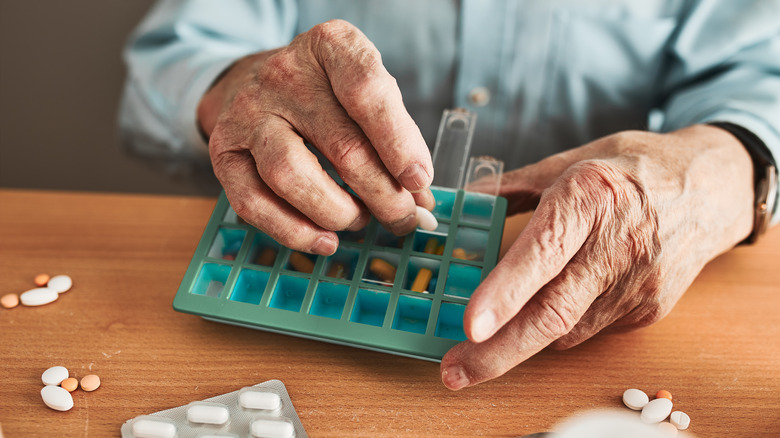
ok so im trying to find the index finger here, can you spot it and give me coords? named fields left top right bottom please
left=307, top=20, right=433, bottom=193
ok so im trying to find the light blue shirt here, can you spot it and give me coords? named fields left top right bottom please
left=120, top=0, right=780, bottom=222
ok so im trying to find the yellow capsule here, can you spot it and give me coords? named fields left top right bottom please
left=369, top=258, right=396, bottom=283
left=289, top=252, right=314, bottom=274
left=255, top=248, right=277, bottom=266
left=411, top=268, right=433, bottom=293
left=453, top=248, right=467, bottom=259
left=423, top=238, right=439, bottom=254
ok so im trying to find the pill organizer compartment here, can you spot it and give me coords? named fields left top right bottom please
left=321, top=246, right=360, bottom=280
left=403, top=256, right=441, bottom=294
left=362, top=250, right=401, bottom=287
left=444, top=263, right=482, bottom=299
left=412, top=223, right=449, bottom=254
left=432, top=187, right=457, bottom=220
left=373, top=224, right=406, bottom=248
left=435, top=302, right=468, bottom=341
left=460, top=191, right=497, bottom=226
left=192, top=263, right=232, bottom=298
left=246, top=233, right=282, bottom=267
left=230, top=268, right=271, bottom=305
left=392, top=294, right=433, bottom=334
left=269, top=275, right=309, bottom=312
left=350, top=288, right=390, bottom=327
left=208, top=228, right=247, bottom=260
left=309, top=281, right=349, bottom=319
left=452, top=226, right=490, bottom=262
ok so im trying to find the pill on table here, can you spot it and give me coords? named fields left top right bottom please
left=657, top=421, right=679, bottom=436
left=622, top=388, right=649, bottom=410
left=411, top=268, right=433, bottom=293
left=289, top=252, right=314, bottom=274
left=34, top=273, right=51, bottom=287
left=48, top=275, right=73, bottom=293
left=132, top=419, right=177, bottom=438
left=416, top=205, right=438, bottom=231
left=453, top=248, right=467, bottom=259
left=670, top=411, right=690, bottom=430
left=369, top=258, right=396, bottom=283
left=641, top=397, right=673, bottom=423
left=186, top=403, right=229, bottom=425
left=61, top=377, right=79, bottom=392
left=256, top=248, right=277, bottom=266
left=655, top=389, right=673, bottom=401
left=251, top=418, right=295, bottom=438
left=239, top=389, right=281, bottom=410
left=423, top=237, right=439, bottom=254
left=42, top=366, right=69, bottom=386
left=326, top=262, right=347, bottom=279
left=20, top=287, right=59, bottom=306
left=41, top=385, right=74, bottom=411
left=1, top=293, right=19, bottom=309
left=80, top=374, right=101, bottom=392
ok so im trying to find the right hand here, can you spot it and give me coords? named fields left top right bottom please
left=198, top=20, right=434, bottom=255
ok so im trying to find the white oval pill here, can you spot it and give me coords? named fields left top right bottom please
left=622, top=388, right=649, bottom=410
left=48, top=275, right=73, bottom=293
left=41, top=385, right=74, bottom=411
left=251, top=418, right=295, bottom=438
left=415, top=206, right=438, bottom=231
left=132, top=419, right=177, bottom=438
left=42, top=365, right=69, bottom=386
left=187, top=403, right=229, bottom=425
left=670, top=410, right=690, bottom=430
left=20, top=287, right=59, bottom=306
left=240, top=390, right=281, bottom=410
left=641, top=397, right=673, bottom=423
left=657, top=421, right=679, bottom=436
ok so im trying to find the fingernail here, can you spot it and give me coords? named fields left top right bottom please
left=471, top=310, right=496, bottom=341
left=311, top=235, right=338, bottom=256
left=347, top=212, right=369, bottom=232
left=399, top=164, right=430, bottom=193
left=388, top=214, right=416, bottom=236
left=442, top=365, right=469, bottom=390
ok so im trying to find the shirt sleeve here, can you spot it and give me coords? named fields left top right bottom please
left=118, top=0, right=299, bottom=164
left=658, top=0, right=780, bottom=224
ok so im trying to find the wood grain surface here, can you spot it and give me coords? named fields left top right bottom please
left=1, top=189, right=778, bottom=437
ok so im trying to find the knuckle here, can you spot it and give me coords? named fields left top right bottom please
left=258, top=50, right=301, bottom=86
left=532, top=295, right=579, bottom=340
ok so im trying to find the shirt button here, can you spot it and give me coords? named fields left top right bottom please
left=468, top=86, right=491, bottom=107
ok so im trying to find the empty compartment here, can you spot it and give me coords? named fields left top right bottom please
left=361, top=251, right=401, bottom=287
left=444, top=263, right=482, bottom=298
left=321, top=246, right=360, bottom=280
left=349, top=289, right=390, bottom=327
left=309, top=281, right=349, bottom=319
left=230, top=269, right=270, bottom=305
left=284, top=251, right=317, bottom=274
left=222, top=205, right=241, bottom=224
left=403, top=256, right=441, bottom=294
left=392, top=294, right=432, bottom=334
left=435, top=302, right=467, bottom=341
left=431, top=187, right=456, bottom=220
left=246, top=233, right=282, bottom=267
left=412, top=223, right=449, bottom=255
left=452, top=227, right=489, bottom=262
left=191, top=263, right=231, bottom=298
left=207, top=227, right=247, bottom=261
left=374, top=224, right=405, bottom=248
left=269, top=275, right=309, bottom=312
left=337, top=226, right=367, bottom=244
left=460, top=192, right=496, bottom=226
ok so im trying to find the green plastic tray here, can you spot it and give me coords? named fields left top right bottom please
left=173, top=187, right=507, bottom=361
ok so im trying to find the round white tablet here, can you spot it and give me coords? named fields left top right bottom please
left=41, top=385, right=74, bottom=411
left=41, top=365, right=69, bottom=386
left=670, top=411, right=690, bottom=430
left=48, top=275, right=73, bottom=293
left=641, top=398, right=673, bottom=423
left=622, top=388, right=649, bottom=410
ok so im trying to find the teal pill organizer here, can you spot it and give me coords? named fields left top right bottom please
left=172, top=187, right=507, bottom=361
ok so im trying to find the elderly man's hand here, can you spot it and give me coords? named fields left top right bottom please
left=198, top=20, right=434, bottom=256
left=441, top=125, right=755, bottom=389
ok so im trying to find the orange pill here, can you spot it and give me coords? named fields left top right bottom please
left=34, top=273, right=50, bottom=287
left=655, top=390, right=673, bottom=401
left=423, top=238, right=439, bottom=254
left=256, top=248, right=277, bottom=266
left=80, top=374, right=101, bottom=392
left=369, top=258, right=396, bottom=283
left=326, top=263, right=347, bottom=279
left=289, top=252, right=314, bottom=274
left=411, top=268, right=433, bottom=293
left=453, top=248, right=467, bottom=259
left=435, top=245, right=445, bottom=255
left=1, top=293, right=20, bottom=309
left=61, top=377, right=79, bottom=392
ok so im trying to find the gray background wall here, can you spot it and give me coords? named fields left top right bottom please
left=0, top=1, right=219, bottom=196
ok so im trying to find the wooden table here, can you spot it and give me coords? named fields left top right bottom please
left=1, top=189, right=778, bottom=437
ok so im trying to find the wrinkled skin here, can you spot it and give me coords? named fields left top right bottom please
left=197, top=20, right=756, bottom=390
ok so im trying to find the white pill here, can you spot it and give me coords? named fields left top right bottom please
left=132, top=419, right=177, bottom=438
left=415, top=206, right=438, bottom=231
left=186, top=403, right=229, bottom=425
left=20, top=287, right=59, bottom=306
left=240, top=390, right=281, bottom=410
left=670, top=411, right=690, bottom=430
left=41, top=385, right=74, bottom=411
left=641, top=397, right=673, bottom=423
left=48, top=275, right=73, bottom=293
left=657, top=421, right=679, bottom=436
left=251, top=418, right=295, bottom=438
left=622, top=388, right=649, bottom=410
left=41, top=366, right=69, bottom=386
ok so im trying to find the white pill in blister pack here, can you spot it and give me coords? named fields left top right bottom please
left=187, top=402, right=230, bottom=425
left=240, top=388, right=282, bottom=411
left=251, top=417, right=295, bottom=438
left=131, top=417, right=177, bottom=438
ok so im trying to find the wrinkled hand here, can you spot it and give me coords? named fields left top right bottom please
left=198, top=20, right=434, bottom=255
left=441, top=125, right=755, bottom=390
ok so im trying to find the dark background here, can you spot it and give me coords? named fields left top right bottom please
left=0, top=0, right=218, bottom=196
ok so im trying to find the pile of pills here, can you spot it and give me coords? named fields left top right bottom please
left=40, top=365, right=101, bottom=412
left=1, top=273, right=73, bottom=309
left=623, top=388, right=691, bottom=435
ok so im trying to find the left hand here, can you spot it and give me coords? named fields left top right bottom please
left=441, top=125, right=755, bottom=390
